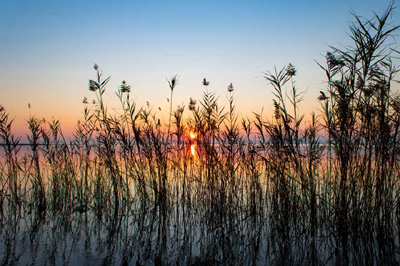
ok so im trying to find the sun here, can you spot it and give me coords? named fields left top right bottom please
left=189, top=131, right=197, bottom=140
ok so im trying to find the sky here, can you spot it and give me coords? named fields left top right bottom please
left=0, top=0, right=398, bottom=136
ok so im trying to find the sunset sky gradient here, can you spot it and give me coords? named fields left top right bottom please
left=0, top=0, right=397, bottom=136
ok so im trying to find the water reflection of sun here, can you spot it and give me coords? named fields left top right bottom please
left=189, top=131, right=197, bottom=157
left=190, top=144, right=196, bottom=157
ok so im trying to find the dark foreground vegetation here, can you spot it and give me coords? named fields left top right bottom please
left=1, top=4, right=400, bottom=266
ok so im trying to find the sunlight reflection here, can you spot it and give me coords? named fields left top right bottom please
left=190, top=144, right=196, bottom=157
left=189, top=131, right=197, bottom=157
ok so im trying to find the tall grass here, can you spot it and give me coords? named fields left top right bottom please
left=0, top=3, right=400, bottom=265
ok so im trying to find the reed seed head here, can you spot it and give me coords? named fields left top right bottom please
left=168, top=75, right=178, bottom=91
left=227, top=83, right=234, bottom=92
left=286, top=63, right=296, bottom=77
left=189, top=97, right=197, bottom=111
left=89, top=80, right=99, bottom=92
left=318, top=91, right=328, bottom=101
left=120, top=80, right=131, bottom=93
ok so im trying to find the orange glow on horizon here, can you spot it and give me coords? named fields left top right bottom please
left=190, top=131, right=197, bottom=140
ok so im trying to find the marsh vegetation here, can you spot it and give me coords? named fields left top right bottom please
left=1, top=4, right=400, bottom=265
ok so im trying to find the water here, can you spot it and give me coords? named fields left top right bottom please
left=1, top=143, right=399, bottom=265
left=1, top=187, right=399, bottom=265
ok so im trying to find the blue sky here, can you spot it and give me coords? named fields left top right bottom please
left=0, top=0, right=398, bottom=134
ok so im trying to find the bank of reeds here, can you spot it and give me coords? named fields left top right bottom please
left=0, top=3, right=400, bottom=265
